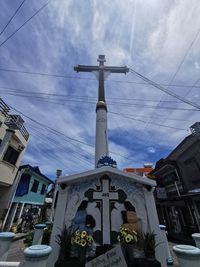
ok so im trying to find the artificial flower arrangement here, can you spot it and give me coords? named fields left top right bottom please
left=117, top=227, right=138, bottom=244
left=71, top=229, right=93, bottom=247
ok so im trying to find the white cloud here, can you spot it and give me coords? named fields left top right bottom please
left=0, top=0, right=199, bottom=177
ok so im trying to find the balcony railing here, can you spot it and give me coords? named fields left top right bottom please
left=0, top=98, right=10, bottom=116
left=5, top=115, right=29, bottom=141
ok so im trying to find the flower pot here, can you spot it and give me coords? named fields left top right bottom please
left=144, top=250, right=155, bottom=259
left=133, top=248, right=145, bottom=259
left=134, top=258, right=161, bottom=267
left=78, top=246, right=86, bottom=265
left=55, top=259, right=81, bottom=267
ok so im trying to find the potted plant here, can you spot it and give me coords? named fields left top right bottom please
left=71, top=229, right=94, bottom=265
left=143, top=231, right=157, bottom=259
left=134, top=232, right=145, bottom=258
left=55, top=226, right=74, bottom=267
left=117, top=227, right=138, bottom=264
left=135, top=232, right=161, bottom=267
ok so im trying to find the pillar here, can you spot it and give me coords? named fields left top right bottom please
left=2, top=169, right=25, bottom=230
left=173, top=244, right=200, bottom=267
left=47, top=185, right=69, bottom=267
left=160, top=224, right=173, bottom=265
left=95, top=101, right=108, bottom=167
left=16, top=203, right=25, bottom=225
left=143, top=187, right=167, bottom=267
left=192, top=233, right=200, bottom=249
left=32, top=224, right=47, bottom=245
left=6, top=203, right=18, bottom=231
left=0, top=232, right=15, bottom=261
left=23, top=245, right=52, bottom=267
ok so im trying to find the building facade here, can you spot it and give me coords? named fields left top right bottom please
left=3, top=164, right=53, bottom=231
left=0, top=98, right=29, bottom=227
left=151, top=122, right=200, bottom=242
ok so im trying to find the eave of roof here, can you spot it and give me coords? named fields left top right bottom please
left=57, top=166, right=156, bottom=187
left=19, top=164, right=54, bottom=184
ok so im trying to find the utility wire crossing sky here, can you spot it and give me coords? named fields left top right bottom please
left=0, top=0, right=200, bottom=179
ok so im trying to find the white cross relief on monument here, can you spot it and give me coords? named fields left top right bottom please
left=85, top=175, right=127, bottom=245
left=93, top=178, right=118, bottom=244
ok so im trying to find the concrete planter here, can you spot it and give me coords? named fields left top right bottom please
left=24, top=244, right=52, bottom=267
left=192, top=233, right=200, bottom=249
left=32, top=224, right=46, bottom=245
left=0, top=232, right=15, bottom=261
left=173, top=244, right=200, bottom=267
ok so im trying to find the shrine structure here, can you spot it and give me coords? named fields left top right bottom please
left=48, top=55, right=168, bottom=267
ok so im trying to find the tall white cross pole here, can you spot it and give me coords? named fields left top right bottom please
left=74, top=55, right=129, bottom=167
left=93, top=178, right=119, bottom=244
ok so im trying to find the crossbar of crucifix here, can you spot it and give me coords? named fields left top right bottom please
left=74, top=55, right=129, bottom=102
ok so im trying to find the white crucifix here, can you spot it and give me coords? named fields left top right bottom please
left=93, top=176, right=119, bottom=244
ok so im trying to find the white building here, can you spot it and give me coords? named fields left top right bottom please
left=0, top=98, right=29, bottom=228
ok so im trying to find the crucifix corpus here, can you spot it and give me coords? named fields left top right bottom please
left=74, top=55, right=129, bottom=102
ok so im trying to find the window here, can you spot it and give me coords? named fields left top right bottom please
left=3, top=146, right=19, bottom=165
left=163, top=171, right=178, bottom=186
left=184, top=157, right=200, bottom=181
left=16, top=173, right=31, bottom=196
left=40, top=184, right=46, bottom=195
left=31, top=179, right=39, bottom=193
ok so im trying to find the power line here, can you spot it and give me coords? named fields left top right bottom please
left=140, top=25, right=200, bottom=131
left=109, top=111, right=187, bottom=131
left=0, top=0, right=27, bottom=36
left=0, top=67, right=200, bottom=89
left=0, top=87, right=181, bottom=103
left=8, top=104, right=95, bottom=148
left=28, top=124, right=93, bottom=168
left=0, top=0, right=50, bottom=48
left=1, top=91, right=199, bottom=111
left=8, top=104, right=143, bottom=164
left=108, top=110, right=191, bottom=122
left=130, top=68, right=200, bottom=110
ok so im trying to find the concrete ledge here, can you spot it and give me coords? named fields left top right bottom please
left=24, top=245, right=52, bottom=261
left=160, top=224, right=166, bottom=230
left=34, top=224, right=46, bottom=230
left=192, top=233, right=200, bottom=249
left=0, top=232, right=15, bottom=240
left=173, top=245, right=200, bottom=260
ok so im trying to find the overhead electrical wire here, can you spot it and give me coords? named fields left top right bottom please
left=0, top=67, right=200, bottom=89
left=129, top=68, right=200, bottom=110
left=108, top=110, right=191, bottom=122
left=0, top=0, right=27, bottom=36
left=28, top=124, right=93, bottom=168
left=0, top=0, right=50, bottom=48
left=29, top=130, right=94, bottom=168
left=5, top=93, right=193, bottom=128
left=109, top=111, right=187, bottom=131
left=1, top=91, right=199, bottom=111
left=9, top=105, right=94, bottom=148
left=137, top=25, right=200, bottom=131
left=0, top=87, right=182, bottom=103
left=7, top=104, right=143, bottom=164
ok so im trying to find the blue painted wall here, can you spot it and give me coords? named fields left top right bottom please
left=14, top=173, right=49, bottom=205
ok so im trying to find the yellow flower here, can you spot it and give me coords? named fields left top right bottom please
left=75, top=236, right=80, bottom=244
left=125, top=234, right=133, bottom=243
left=87, top=235, right=93, bottom=242
left=81, top=231, right=87, bottom=237
left=75, top=230, right=80, bottom=235
left=117, top=235, right=121, bottom=242
left=81, top=240, right=87, bottom=247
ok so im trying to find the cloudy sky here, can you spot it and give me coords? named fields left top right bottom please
left=0, top=0, right=200, bottom=179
